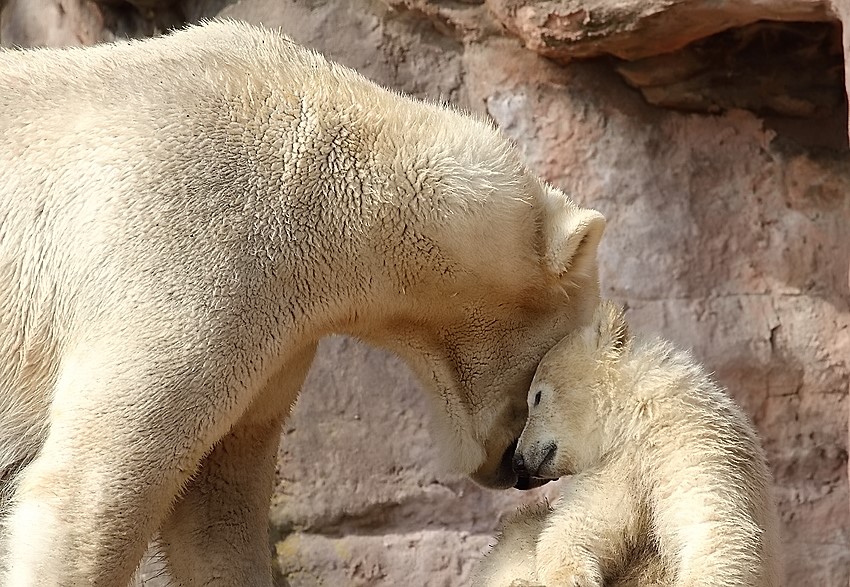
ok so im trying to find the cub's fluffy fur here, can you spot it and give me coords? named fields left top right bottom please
left=476, top=301, right=780, bottom=587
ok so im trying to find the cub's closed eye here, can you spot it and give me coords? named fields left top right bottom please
left=533, top=390, right=542, bottom=406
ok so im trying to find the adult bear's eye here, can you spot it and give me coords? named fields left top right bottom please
left=533, top=390, right=542, bottom=406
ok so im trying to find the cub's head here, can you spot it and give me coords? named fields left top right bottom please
left=369, top=177, right=606, bottom=490
left=514, top=301, right=631, bottom=480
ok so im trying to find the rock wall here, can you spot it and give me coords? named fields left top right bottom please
left=2, top=1, right=849, bottom=585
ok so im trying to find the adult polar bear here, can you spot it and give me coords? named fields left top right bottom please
left=0, top=19, right=605, bottom=587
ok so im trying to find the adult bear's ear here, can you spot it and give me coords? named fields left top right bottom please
left=592, top=300, right=631, bottom=355
left=539, top=187, right=606, bottom=287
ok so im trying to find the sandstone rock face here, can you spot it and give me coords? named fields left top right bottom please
left=486, top=0, right=833, bottom=61
left=1, top=0, right=113, bottom=46
left=2, top=1, right=849, bottom=586
left=614, top=21, right=846, bottom=122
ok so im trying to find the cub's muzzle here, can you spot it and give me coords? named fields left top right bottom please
left=513, top=441, right=558, bottom=480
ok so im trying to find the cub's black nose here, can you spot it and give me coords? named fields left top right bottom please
left=513, top=452, right=528, bottom=476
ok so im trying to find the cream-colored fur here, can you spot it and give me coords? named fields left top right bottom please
left=0, top=19, right=606, bottom=587
left=478, top=503, right=551, bottom=587
left=478, top=301, right=780, bottom=587
left=474, top=502, right=668, bottom=587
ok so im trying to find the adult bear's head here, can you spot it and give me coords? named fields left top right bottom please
left=361, top=156, right=606, bottom=490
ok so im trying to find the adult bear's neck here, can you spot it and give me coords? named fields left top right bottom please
left=239, top=71, right=529, bottom=340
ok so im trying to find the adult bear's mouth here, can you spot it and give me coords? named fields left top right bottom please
left=470, top=437, right=521, bottom=489
left=470, top=437, right=553, bottom=490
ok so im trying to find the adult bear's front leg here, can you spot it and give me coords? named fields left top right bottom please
left=160, top=417, right=283, bottom=587
left=1, top=343, right=238, bottom=587
left=160, top=348, right=315, bottom=587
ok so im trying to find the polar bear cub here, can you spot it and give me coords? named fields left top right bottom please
left=477, top=301, right=780, bottom=587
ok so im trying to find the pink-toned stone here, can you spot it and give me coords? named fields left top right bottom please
left=1, top=0, right=109, bottom=47
left=381, top=0, right=497, bottom=41
left=486, top=0, right=835, bottom=61
left=831, top=0, right=850, bottom=144
left=386, top=0, right=850, bottom=141
left=466, top=38, right=850, bottom=585
left=0, top=0, right=174, bottom=48
left=274, top=531, right=489, bottom=587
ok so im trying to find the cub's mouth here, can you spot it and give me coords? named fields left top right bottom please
left=514, top=475, right=550, bottom=490
left=510, top=438, right=557, bottom=489
left=506, top=438, right=551, bottom=490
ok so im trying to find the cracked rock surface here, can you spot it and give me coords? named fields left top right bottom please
left=485, top=0, right=834, bottom=61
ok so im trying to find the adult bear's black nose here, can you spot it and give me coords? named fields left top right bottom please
left=513, top=451, right=528, bottom=476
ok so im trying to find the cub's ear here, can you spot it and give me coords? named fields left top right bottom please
left=591, top=300, right=631, bottom=355
left=539, top=187, right=606, bottom=285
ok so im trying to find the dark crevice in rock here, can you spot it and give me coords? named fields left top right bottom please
left=0, top=0, right=191, bottom=47
left=271, top=483, right=508, bottom=538
left=487, top=0, right=835, bottom=62
left=97, top=0, right=184, bottom=38
left=613, top=20, right=848, bottom=149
